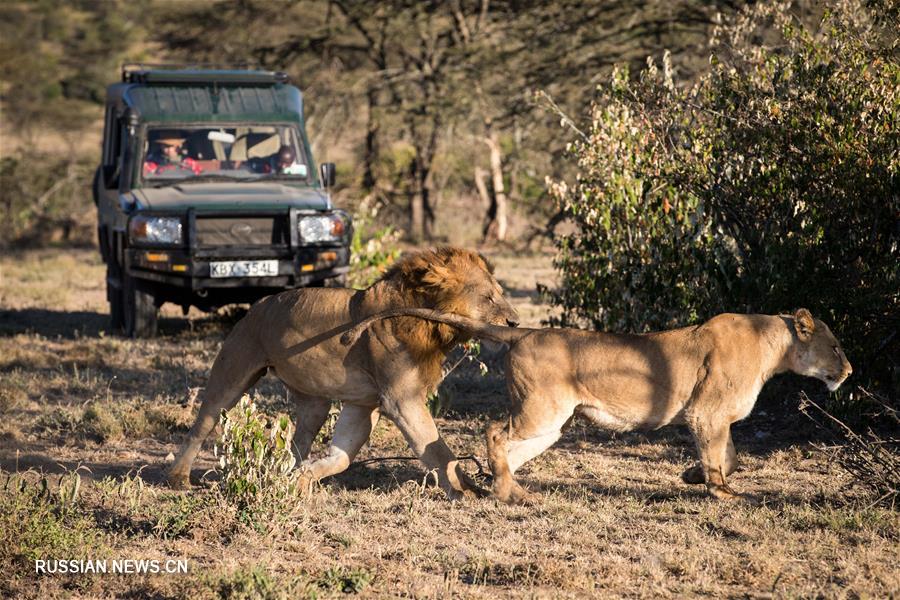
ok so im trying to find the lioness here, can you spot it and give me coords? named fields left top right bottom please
left=341, top=308, right=852, bottom=502
left=168, top=247, right=519, bottom=499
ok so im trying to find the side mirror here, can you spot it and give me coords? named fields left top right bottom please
left=320, top=162, right=336, bottom=188
left=102, top=164, right=120, bottom=189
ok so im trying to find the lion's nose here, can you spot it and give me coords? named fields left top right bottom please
left=506, top=319, right=519, bottom=328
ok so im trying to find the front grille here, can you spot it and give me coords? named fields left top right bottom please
left=195, top=216, right=289, bottom=247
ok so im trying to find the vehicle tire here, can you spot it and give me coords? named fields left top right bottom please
left=122, top=273, right=158, bottom=338
left=107, top=259, right=125, bottom=332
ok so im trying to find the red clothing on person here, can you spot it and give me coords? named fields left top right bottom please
left=143, top=156, right=202, bottom=176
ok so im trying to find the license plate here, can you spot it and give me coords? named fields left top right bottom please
left=209, top=260, right=279, bottom=278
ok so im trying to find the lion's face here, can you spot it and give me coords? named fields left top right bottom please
left=455, top=262, right=520, bottom=328
left=790, top=308, right=852, bottom=392
left=411, top=248, right=519, bottom=328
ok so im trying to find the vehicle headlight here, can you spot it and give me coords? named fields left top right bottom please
left=299, top=213, right=347, bottom=243
left=129, top=216, right=183, bottom=245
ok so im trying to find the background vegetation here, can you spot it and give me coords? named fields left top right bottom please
left=544, top=2, right=899, bottom=394
left=1, top=0, right=762, bottom=247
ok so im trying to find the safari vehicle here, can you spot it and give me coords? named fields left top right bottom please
left=93, top=64, right=351, bottom=337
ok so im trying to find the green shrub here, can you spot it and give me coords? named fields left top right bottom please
left=348, top=195, right=402, bottom=289
left=545, top=1, right=899, bottom=392
left=215, top=395, right=298, bottom=515
left=79, top=404, right=124, bottom=443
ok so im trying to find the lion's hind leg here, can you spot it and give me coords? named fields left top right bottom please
left=487, top=408, right=572, bottom=505
left=167, top=339, right=267, bottom=489
left=288, top=390, right=333, bottom=462
left=296, top=403, right=379, bottom=493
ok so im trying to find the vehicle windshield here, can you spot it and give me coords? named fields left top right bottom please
left=141, top=125, right=309, bottom=184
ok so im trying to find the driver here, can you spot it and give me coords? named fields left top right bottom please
left=143, top=136, right=201, bottom=176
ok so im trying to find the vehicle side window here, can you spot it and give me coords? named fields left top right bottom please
left=116, top=120, right=131, bottom=190
left=102, top=107, right=120, bottom=167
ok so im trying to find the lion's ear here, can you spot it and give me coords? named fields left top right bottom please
left=794, top=308, right=815, bottom=342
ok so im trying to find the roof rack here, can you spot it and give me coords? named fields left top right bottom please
left=121, top=63, right=289, bottom=85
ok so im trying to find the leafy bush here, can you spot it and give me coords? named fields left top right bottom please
left=215, top=395, right=298, bottom=515
left=80, top=404, right=124, bottom=443
left=545, top=1, right=899, bottom=392
left=0, top=150, right=96, bottom=248
left=348, top=195, right=402, bottom=289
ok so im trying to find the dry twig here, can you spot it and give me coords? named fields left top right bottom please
left=798, top=388, right=899, bottom=508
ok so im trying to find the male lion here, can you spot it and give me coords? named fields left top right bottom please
left=341, top=308, right=852, bottom=502
left=167, top=247, right=519, bottom=499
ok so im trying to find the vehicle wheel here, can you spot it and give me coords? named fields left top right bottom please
left=123, top=273, right=158, bottom=338
left=106, top=259, right=126, bottom=332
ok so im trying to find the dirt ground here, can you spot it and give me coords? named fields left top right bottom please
left=0, top=248, right=897, bottom=599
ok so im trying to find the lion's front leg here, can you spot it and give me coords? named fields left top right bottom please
left=688, top=420, right=744, bottom=500
left=682, top=428, right=739, bottom=485
left=380, top=392, right=484, bottom=500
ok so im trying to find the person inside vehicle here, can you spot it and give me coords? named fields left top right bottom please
left=143, top=136, right=201, bottom=176
left=256, top=145, right=307, bottom=176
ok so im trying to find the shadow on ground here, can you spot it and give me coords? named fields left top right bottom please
left=0, top=307, right=229, bottom=339
left=0, top=448, right=173, bottom=485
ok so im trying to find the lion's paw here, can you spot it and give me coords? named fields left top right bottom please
left=496, top=482, right=539, bottom=505
left=708, top=484, right=746, bottom=502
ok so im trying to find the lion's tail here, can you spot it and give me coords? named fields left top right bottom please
left=340, top=307, right=530, bottom=347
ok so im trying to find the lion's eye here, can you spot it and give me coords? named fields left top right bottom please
left=832, top=346, right=839, bottom=356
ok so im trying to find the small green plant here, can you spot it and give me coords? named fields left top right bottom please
left=0, top=471, right=103, bottom=574
left=79, top=404, right=124, bottom=443
left=316, top=566, right=373, bottom=594
left=214, top=565, right=318, bottom=600
left=34, top=406, right=80, bottom=435
left=215, top=395, right=298, bottom=514
left=428, top=340, right=488, bottom=417
left=153, top=494, right=209, bottom=540
left=348, top=195, right=402, bottom=289
left=313, top=402, right=341, bottom=446
left=217, top=566, right=277, bottom=600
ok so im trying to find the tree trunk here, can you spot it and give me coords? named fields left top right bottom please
left=483, top=120, right=508, bottom=242
left=474, top=166, right=491, bottom=211
left=409, top=160, right=425, bottom=242
left=475, top=166, right=498, bottom=241
left=421, top=176, right=435, bottom=240
left=363, top=87, right=379, bottom=192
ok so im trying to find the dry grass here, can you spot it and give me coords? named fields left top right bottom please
left=0, top=249, right=897, bottom=599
